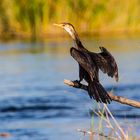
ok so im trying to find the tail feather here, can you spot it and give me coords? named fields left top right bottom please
left=93, top=84, right=102, bottom=103
left=97, top=83, right=111, bottom=104
left=88, top=83, right=100, bottom=102
left=88, top=81, right=112, bottom=104
left=96, top=84, right=107, bottom=103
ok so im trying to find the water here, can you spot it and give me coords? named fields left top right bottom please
left=0, top=37, right=140, bottom=139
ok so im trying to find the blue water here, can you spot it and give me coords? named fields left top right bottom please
left=0, top=37, right=140, bottom=139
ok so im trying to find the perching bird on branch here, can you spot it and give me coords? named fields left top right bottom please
left=54, top=23, right=118, bottom=104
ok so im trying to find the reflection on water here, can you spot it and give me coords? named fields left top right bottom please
left=0, top=37, right=140, bottom=139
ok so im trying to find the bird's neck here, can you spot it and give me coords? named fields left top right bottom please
left=73, top=32, right=84, bottom=49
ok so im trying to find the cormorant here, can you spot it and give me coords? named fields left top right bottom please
left=54, top=23, right=118, bottom=104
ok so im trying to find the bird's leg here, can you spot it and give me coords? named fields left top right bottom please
left=71, top=80, right=82, bottom=88
left=72, top=77, right=84, bottom=86
left=72, top=80, right=81, bottom=84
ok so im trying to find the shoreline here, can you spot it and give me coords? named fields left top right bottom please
left=0, top=28, right=140, bottom=41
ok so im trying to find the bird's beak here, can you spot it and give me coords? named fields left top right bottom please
left=53, top=23, right=63, bottom=28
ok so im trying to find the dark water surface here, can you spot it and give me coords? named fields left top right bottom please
left=0, top=37, right=140, bottom=139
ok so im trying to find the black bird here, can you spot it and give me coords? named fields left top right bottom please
left=54, top=23, right=118, bottom=104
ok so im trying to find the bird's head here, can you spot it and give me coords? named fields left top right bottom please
left=53, top=23, right=77, bottom=39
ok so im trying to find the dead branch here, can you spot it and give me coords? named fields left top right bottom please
left=77, top=129, right=117, bottom=139
left=64, top=79, right=140, bottom=108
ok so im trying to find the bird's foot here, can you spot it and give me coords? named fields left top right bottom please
left=72, top=80, right=81, bottom=88
left=72, top=80, right=80, bottom=84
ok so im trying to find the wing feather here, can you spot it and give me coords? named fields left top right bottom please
left=91, top=47, right=119, bottom=82
left=70, top=47, right=96, bottom=81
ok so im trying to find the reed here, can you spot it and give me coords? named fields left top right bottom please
left=0, top=0, right=140, bottom=38
left=77, top=103, right=137, bottom=140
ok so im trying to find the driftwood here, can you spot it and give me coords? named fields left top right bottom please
left=64, top=79, right=140, bottom=108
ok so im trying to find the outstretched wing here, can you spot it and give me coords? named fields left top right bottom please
left=91, top=47, right=118, bottom=82
left=70, top=47, right=96, bottom=81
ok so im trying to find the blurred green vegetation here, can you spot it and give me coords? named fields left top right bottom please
left=0, top=0, right=140, bottom=39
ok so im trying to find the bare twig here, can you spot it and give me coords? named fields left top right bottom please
left=77, top=129, right=117, bottom=140
left=64, top=79, right=140, bottom=108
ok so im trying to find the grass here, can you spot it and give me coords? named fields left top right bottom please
left=0, top=0, right=140, bottom=39
left=77, top=103, right=138, bottom=140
